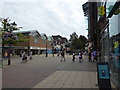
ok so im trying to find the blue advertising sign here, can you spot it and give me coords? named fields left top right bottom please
left=97, top=62, right=111, bottom=89
left=98, top=65, right=110, bottom=79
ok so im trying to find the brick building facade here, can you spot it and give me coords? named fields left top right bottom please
left=13, top=30, right=52, bottom=55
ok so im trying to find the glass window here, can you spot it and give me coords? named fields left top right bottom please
left=109, top=14, right=120, bottom=88
left=34, top=35, right=39, bottom=43
left=106, top=1, right=118, bottom=16
left=101, top=28, right=109, bottom=62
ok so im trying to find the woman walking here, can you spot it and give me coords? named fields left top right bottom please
left=79, top=51, right=83, bottom=62
left=29, top=51, right=32, bottom=60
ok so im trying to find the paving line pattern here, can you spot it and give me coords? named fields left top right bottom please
left=34, top=71, right=98, bottom=88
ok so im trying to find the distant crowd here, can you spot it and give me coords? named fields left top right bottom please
left=3, top=49, right=100, bottom=63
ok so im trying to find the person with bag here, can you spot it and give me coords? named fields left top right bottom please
left=21, top=51, right=25, bottom=63
left=72, top=52, right=75, bottom=62
left=29, top=51, right=32, bottom=60
left=4, top=51, right=8, bottom=59
left=24, top=52, right=27, bottom=62
left=60, top=50, right=65, bottom=61
left=79, top=51, right=83, bottom=62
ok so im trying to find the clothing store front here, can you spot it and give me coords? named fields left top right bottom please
left=101, top=1, right=120, bottom=88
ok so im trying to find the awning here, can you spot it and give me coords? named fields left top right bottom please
left=107, top=1, right=120, bottom=18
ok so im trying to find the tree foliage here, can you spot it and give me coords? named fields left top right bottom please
left=69, top=32, right=87, bottom=50
left=0, top=18, right=28, bottom=45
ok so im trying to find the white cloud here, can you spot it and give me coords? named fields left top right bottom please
left=1, top=0, right=88, bottom=39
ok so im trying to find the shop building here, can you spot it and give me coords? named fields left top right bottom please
left=83, top=0, right=120, bottom=88
left=52, top=35, right=68, bottom=53
left=13, top=30, right=52, bottom=55
left=100, top=0, right=120, bottom=88
left=82, top=1, right=98, bottom=52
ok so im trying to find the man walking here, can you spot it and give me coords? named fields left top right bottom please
left=72, top=52, right=75, bottom=62
left=21, top=51, right=25, bottom=63
left=88, top=51, right=92, bottom=62
left=60, top=50, right=65, bottom=61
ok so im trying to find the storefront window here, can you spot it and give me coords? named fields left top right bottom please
left=106, top=0, right=118, bottom=16
left=34, top=35, right=39, bottom=43
left=109, top=13, right=120, bottom=88
left=101, top=28, right=109, bottom=62
left=0, top=30, right=2, bottom=68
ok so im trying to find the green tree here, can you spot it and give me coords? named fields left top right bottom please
left=79, top=35, right=87, bottom=50
left=69, top=32, right=78, bottom=42
left=0, top=17, right=28, bottom=65
left=1, top=18, right=28, bottom=45
left=69, top=32, right=87, bottom=51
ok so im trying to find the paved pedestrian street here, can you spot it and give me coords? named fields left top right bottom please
left=2, top=55, right=115, bottom=89
left=34, top=71, right=98, bottom=88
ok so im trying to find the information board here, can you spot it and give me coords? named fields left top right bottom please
left=97, top=62, right=111, bottom=89
left=98, top=65, right=110, bottom=79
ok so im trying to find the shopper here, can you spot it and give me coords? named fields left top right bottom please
left=4, top=51, right=8, bottom=59
left=21, top=51, right=25, bottom=63
left=60, top=50, right=65, bottom=61
left=72, top=52, right=75, bottom=62
left=29, top=51, right=32, bottom=60
left=93, top=50, right=97, bottom=62
left=91, top=51, right=94, bottom=62
left=79, top=51, right=83, bottom=62
left=88, top=51, right=91, bottom=62
left=24, top=52, right=27, bottom=62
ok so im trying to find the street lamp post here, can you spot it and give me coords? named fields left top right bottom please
left=4, top=21, right=17, bottom=65
left=1, top=18, right=20, bottom=65
left=8, top=43, right=11, bottom=65
left=8, top=22, right=17, bottom=65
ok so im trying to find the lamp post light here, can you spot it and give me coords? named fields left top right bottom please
left=8, top=22, right=17, bottom=65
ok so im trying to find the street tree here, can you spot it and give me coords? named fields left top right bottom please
left=79, top=35, right=87, bottom=50
left=69, top=32, right=87, bottom=51
left=0, top=17, right=28, bottom=65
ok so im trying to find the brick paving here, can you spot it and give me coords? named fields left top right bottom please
left=2, top=54, right=97, bottom=88
left=34, top=71, right=98, bottom=88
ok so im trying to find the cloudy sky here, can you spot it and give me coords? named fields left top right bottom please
left=1, top=0, right=88, bottom=39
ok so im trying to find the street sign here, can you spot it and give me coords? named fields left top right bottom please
left=97, top=62, right=111, bottom=89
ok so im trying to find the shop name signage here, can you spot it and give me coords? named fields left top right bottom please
left=98, top=5, right=120, bottom=16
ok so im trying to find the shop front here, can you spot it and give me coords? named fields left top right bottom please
left=107, top=1, right=120, bottom=88
left=101, top=1, right=120, bottom=88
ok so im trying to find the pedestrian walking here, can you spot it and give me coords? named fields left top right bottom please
left=4, top=51, right=8, bottom=59
left=21, top=51, right=25, bottom=63
left=97, top=50, right=100, bottom=62
left=84, top=51, right=87, bottom=55
left=29, top=51, right=32, bottom=60
left=21, top=51, right=27, bottom=63
left=91, top=51, right=94, bottom=62
left=19, top=51, right=22, bottom=57
left=88, top=51, right=91, bottom=62
left=24, top=52, right=27, bottom=63
left=72, top=52, right=75, bottom=62
left=79, top=51, right=83, bottom=62
left=60, top=50, right=65, bottom=61
left=93, top=50, right=97, bottom=62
